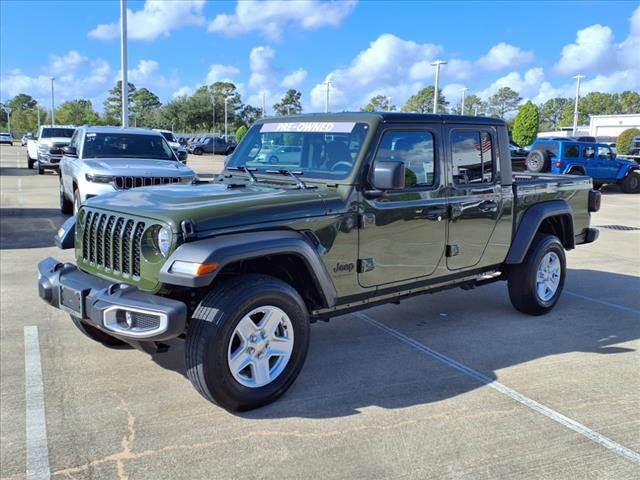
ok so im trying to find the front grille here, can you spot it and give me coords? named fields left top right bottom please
left=81, top=211, right=145, bottom=277
left=114, top=176, right=182, bottom=190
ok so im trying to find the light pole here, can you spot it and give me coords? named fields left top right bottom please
left=50, top=77, right=55, bottom=125
left=323, top=79, right=332, bottom=113
left=262, top=91, right=266, bottom=117
left=572, top=74, right=584, bottom=136
left=120, top=0, right=129, bottom=127
left=431, top=60, right=447, bottom=114
left=36, top=104, right=40, bottom=130
left=387, top=96, right=392, bottom=112
left=474, top=106, right=479, bottom=116
left=460, top=87, right=468, bottom=115
left=2, top=107, right=11, bottom=134
left=211, top=96, right=216, bottom=133
left=224, top=96, right=229, bottom=139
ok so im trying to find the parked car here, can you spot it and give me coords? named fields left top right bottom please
left=59, top=126, right=197, bottom=215
left=189, top=136, right=237, bottom=155
left=255, top=145, right=303, bottom=165
left=509, top=141, right=529, bottom=172
left=21, top=133, right=34, bottom=146
left=27, top=125, right=76, bottom=174
left=632, top=136, right=640, bottom=156
left=154, top=129, right=188, bottom=164
left=526, top=138, right=640, bottom=192
left=0, top=132, right=13, bottom=145
left=40, top=112, right=600, bottom=411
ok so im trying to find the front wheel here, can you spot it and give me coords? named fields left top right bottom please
left=620, top=171, right=640, bottom=193
left=73, top=189, right=82, bottom=216
left=27, top=156, right=35, bottom=169
left=508, top=234, right=566, bottom=315
left=194, top=147, right=203, bottom=155
left=186, top=274, right=310, bottom=411
left=37, top=161, right=44, bottom=175
left=60, top=179, right=73, bottom=214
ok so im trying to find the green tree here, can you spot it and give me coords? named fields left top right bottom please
left=131, top=88, right=161, bottom=127
left=361, top=95, right=394, bottom=112
left=238, top=105, right=262, bottom=126
left=236, top=125, right=248, bottom=143
left=453, top=94, right=483, bottom=115
left=56, top=99, right=99, bottom=125
left=616, top=128, right=640, bottom=155
left=487, top=87, right=521, bottom=118
left=402, top=86, right=448, bottom=114
left=7, top=93, right=37, bottom=111
left=208, top=82, right=244, bottom=131
left=512, top=101, right=539, bottom=147
left=539, top=98, right=570, bottom=130
left=273, top=89, right=302, bottom=116
left=619, top=91, right=640, bottom=114
left=580, top=92, right=620, bottom=117
left=103, top=81, right=137, bottom=125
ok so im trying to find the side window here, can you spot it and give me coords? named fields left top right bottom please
left=598, top=146, right=612, bottom=160
left=451, top=130, right=494, bottom=185
left=373, top=130, right=436, bottom=188
left=583, top=146, right=595, bottom=159
left=564, top=145, right=579, bottom=158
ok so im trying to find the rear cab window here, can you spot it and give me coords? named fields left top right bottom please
left=450, top=130, right=494, bottom=185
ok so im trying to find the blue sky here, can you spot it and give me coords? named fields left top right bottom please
left=1, top=0, right=638, bottom=113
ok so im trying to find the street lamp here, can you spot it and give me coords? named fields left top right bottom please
left=572, top=74, right=584, bottom=136
left=460, top=87, right=468, bottom=115
left=387, top=96, right=392, bottom=112
left=262, top=91, right=267, bottom=117
left=50, top=77, right=55, bottom=125
left=224, top=96, right=230, bottom=139
left=211, top=96, right=216, bottom=133
left=120, top=0, right=129, bottom=127
left=323, top=78, right=332, bottom=113
left=431, top=60, right=447, bottom=114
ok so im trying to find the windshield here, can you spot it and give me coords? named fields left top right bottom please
left=160, top=131, right=176, bottom=142
left=41, top=128, right=74, bottom=138
left=83, top=133, right=176, bottom=160
left=227, top=121, right=370, bottom=180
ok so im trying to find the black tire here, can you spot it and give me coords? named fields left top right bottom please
left=526, top=150, right=549, bottom=173
left=268, top=155, right=279, bottom=164
left=194, top=147, right=203, bottom=155
left=508, top=234, right=566, bottom=316
left=60, top=178, right=73, bottom=214
left=592, top=182, right=603, bottom=190
left=567, top=168, right=585, bottom=176
left=37, top=161, right=44, bottom=175
left=71, top=316, right=129, bottom=348
left=620, top=171, right=640, bottom=194
left=27, top=156, right=35, bottom=169
left=73, top=189, right=81, bottom=216
left=186, top=274, right=310, bottom=411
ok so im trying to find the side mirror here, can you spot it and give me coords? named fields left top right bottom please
left=62, top=146, right=77, bottom=157
left=177, top=150, right=188, bottom=162
left=370, top=160, right=405, bottom=190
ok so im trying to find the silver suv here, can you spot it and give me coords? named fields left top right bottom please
left=59, top=126, right=197, bottom=215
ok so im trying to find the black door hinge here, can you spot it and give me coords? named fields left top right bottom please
left=357, top=258, right=375, bottom=273
left=446, top=244, right=459, bottom=257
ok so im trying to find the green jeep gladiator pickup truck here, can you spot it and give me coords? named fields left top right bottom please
left=38, top=113, right=601, bottom=411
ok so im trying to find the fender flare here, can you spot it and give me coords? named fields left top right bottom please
left=159, top=230, right=337, bottom=307
left=505, top=200, right=574, bottom=264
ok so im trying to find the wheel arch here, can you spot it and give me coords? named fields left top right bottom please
left=505, top=200, right=575, bottom=264
left=159, top=231, right=337, bottom=309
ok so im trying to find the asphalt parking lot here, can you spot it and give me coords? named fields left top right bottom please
left=1, top=144, right=639, bottom=479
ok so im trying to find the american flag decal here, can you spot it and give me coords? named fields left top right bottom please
left=475, top=133, right=492, bottom=154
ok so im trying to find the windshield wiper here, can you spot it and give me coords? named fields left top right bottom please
left=264, top=169, right=315, bottom=190
left=227, top=166, right=258, bottom=183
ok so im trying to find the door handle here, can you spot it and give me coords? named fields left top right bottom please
left=421, top=206, right=447, bottom=221
left=478, top=200, right=498, bottom=212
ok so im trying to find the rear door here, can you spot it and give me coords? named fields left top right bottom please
left=358, top=125, right=447, bottom=288
left=445, top=126, right=503, bottom=270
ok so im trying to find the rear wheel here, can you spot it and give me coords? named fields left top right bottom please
left=508, top=234, right=566, bottom=315
left=73, top=189, right=81, bottom=215
left=620, top=171, right=640, bottom=193
left=526, top=150, right=549, bottom=173
left=194, top=147, right=203, bottom=155
left=71, top=316, right=129, bottom=348
left=186, top=274, right=310, bottom=411
left=27, top=155, right=35, bottom=169
left=59, top=178, right=73, bottom=214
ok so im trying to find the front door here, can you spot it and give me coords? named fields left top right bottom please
left=358, top=126, right=447, bottom=288
left=595, top=145, right=619, bottom=179
left=445, top=126, right=503, bottom=270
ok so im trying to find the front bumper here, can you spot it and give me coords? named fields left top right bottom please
left=38, top=257, right=187, bottom=341
left=37, top=154, right=62, bottom=168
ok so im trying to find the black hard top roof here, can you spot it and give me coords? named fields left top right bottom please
left=257, top=111, right=505, bottom=126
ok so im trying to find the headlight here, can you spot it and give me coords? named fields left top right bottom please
left=157, top=227, right=172, bottom=257
left=85, top=173, right=114, bottom=183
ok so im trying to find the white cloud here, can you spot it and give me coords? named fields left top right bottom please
left=618, top=5, right=640, bottom=69
left=248, top=46, right=277, bottom=90
left=205, top=64, right=240, bottom=84
left=477, top=68, right=545, bottom=100
left=477, top=42, right=534, bottom=70
left=172, top=86, right=193, bottom=99
left=554, top=24, right=616, bottom=75
left=209, top=0, right=357, bottom=40
left=122, top=59, right=179, bottom=90
left=89, top=0, right=206, bottom=41
left=281, top=69, right=308, bottom=89
left=48, top=50, right=89, bottom=75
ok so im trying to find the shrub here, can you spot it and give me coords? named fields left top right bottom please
left=616, top=128, right=640, bottom=155
left=235, top=125, right=248, bottom=143
left=512, top=101, right=539, bottom=147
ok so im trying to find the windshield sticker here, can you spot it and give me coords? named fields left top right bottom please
left=86, top=133, right=96, bottom=137
left=260, top=122, right=356, bottom=133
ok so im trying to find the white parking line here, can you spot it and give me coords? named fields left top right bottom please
left=354, top=312, right=640, bottom=465
left=24, top=326, right=50, bottom=480
left=564, top=290, right=640, bottom=315
left=18, top=178, right=24, bottom=207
